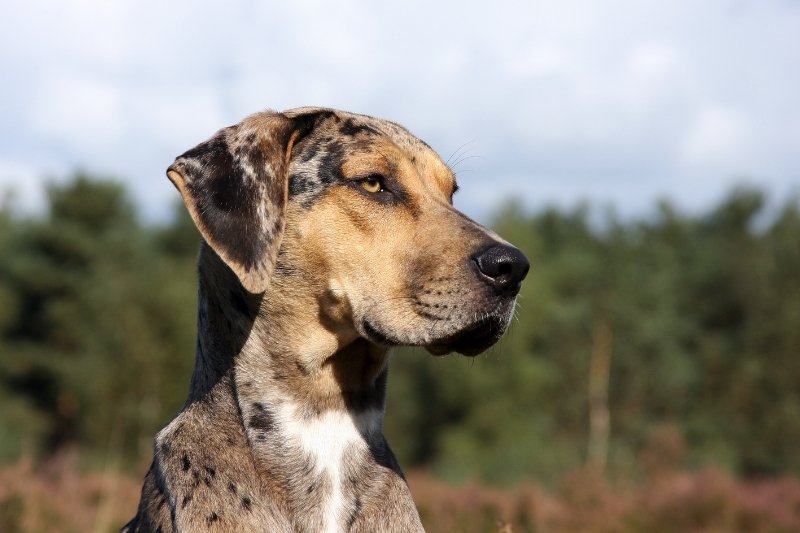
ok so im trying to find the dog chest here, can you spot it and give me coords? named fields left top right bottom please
left=277, top=404, right=381, bottom=532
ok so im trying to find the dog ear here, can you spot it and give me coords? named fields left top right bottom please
left=167, top=111, right=320, bottom=293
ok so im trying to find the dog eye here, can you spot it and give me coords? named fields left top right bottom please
left=359, top=175, right=385, bottom=193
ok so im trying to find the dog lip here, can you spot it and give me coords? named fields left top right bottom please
left=427, top=315, right=507, bottom=357
left=362, top=319, right=401, bottom=346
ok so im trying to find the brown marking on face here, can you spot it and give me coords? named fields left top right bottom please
left=131, top=108, right=519, bottom=532
left=266, top=109, right=520, bottom=373
left=339, top=148, right=394, bottom=180
left=177, top=107, right=526, bottom=407
left=405, top=144, right=460, bottom=203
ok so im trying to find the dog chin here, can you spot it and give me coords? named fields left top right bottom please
left=361, top=302, right=514, bottom=356
left=425, top=315, right=509, bottom=357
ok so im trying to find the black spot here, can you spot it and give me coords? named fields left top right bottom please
left=339, top=119, right=378, bottom=137
left=274, top=249, right=297, bottom=277
left=156, top=527, right=163, bottom=533
left=158, top=440, right=172, bottom=457
left=288, top=172, right=318, bottom=197
left=248, top=402, right=274, bottom=432
left=182, top=454, right=191, bottom=472
left=181, top=494, right=192, bottom=508
left=289, top=169, right=329, bottom=209
left=274, top=263, right=298, bottom=278
left=269, top=218, right=282, bottom=237
left=207, top=512, right=219, bottom=525
left=317, top=142, right=345, bottom=186
left=241, top=496, right=252, bottom=511
left=348, top=496, right=363, bottom=529
left=306, top=482, right=316, bottom=494
left=228, top=481, right=237, bottom=494
left=299, top=138, right=323, bottom=163
left=292, top=110, right=335, bottom=148
left=417, top=309, right=441, bottom=321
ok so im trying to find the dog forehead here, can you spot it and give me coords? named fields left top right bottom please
left=288, top=108, right=418, bottom=146
left=287, top=107, right=455, bottom=191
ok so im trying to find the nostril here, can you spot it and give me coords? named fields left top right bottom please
left=473, top=244, right=530, bottom=295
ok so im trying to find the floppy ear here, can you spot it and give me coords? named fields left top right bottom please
left=167, top=111, right=318, bottom=293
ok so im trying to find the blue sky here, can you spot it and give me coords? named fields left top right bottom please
left=1, top=0, right=799, bottom=223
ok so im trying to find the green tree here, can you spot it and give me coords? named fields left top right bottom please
left=0, top=174, right=198, bottom=465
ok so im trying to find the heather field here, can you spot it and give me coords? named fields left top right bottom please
left=2, top=458, right=800, bottom=533
left=3, top=177, right=800, bottom=532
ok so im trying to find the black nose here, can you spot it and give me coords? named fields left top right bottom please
left=473, top=244, right=530, bottom=296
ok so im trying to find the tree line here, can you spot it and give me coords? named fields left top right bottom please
left=1, top=174, right=798, bottom=486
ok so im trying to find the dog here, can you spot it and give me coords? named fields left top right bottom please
left=122, top=107, right=529, bottom=532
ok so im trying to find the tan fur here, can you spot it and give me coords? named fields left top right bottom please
left=123, top=107, right=528, bottom=532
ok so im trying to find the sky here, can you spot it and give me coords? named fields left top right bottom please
left=1, top=0, right=799, bottom=223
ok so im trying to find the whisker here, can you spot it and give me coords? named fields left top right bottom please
left=445, top=140, right=473, bottom=167
left=451, top=154, right=481, bottom=171
left=445, top=140, right=476, bottom=173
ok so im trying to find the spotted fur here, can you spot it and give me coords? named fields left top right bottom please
left=123, top=107, right=528, bottom=532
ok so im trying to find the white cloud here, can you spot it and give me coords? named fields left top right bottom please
left=0, top=0, right=798, bottom=221
left=31, top=72, right=125, bottom=149
left=681, top=105, right=750, bottom=168
left=507, top=44, right=569, bottom=77
left=628, top=43, right=678, bottom=80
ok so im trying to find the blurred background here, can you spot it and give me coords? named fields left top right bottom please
left=1, top=1, right=799, bottom=531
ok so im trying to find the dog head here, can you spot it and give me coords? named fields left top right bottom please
left=168, top=108, right=528, bottom=357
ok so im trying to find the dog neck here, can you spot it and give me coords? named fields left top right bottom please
left=189, top=243, right=395, bottom=481
left=160, top=244, right=410, bottom=531
left=189, top=242, right=390, bottom=412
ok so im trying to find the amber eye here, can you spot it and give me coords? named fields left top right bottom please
left=360, top=176, right=384, bottom=193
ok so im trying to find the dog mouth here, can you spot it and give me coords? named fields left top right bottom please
left=362, top=319, right=402, bottom=347
left=425, top=315, right=507, bottom=357
left=362, top=312, right=508, bottom=357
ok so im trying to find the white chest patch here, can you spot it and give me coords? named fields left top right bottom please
left=277, top=404, right=380, bottom=533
